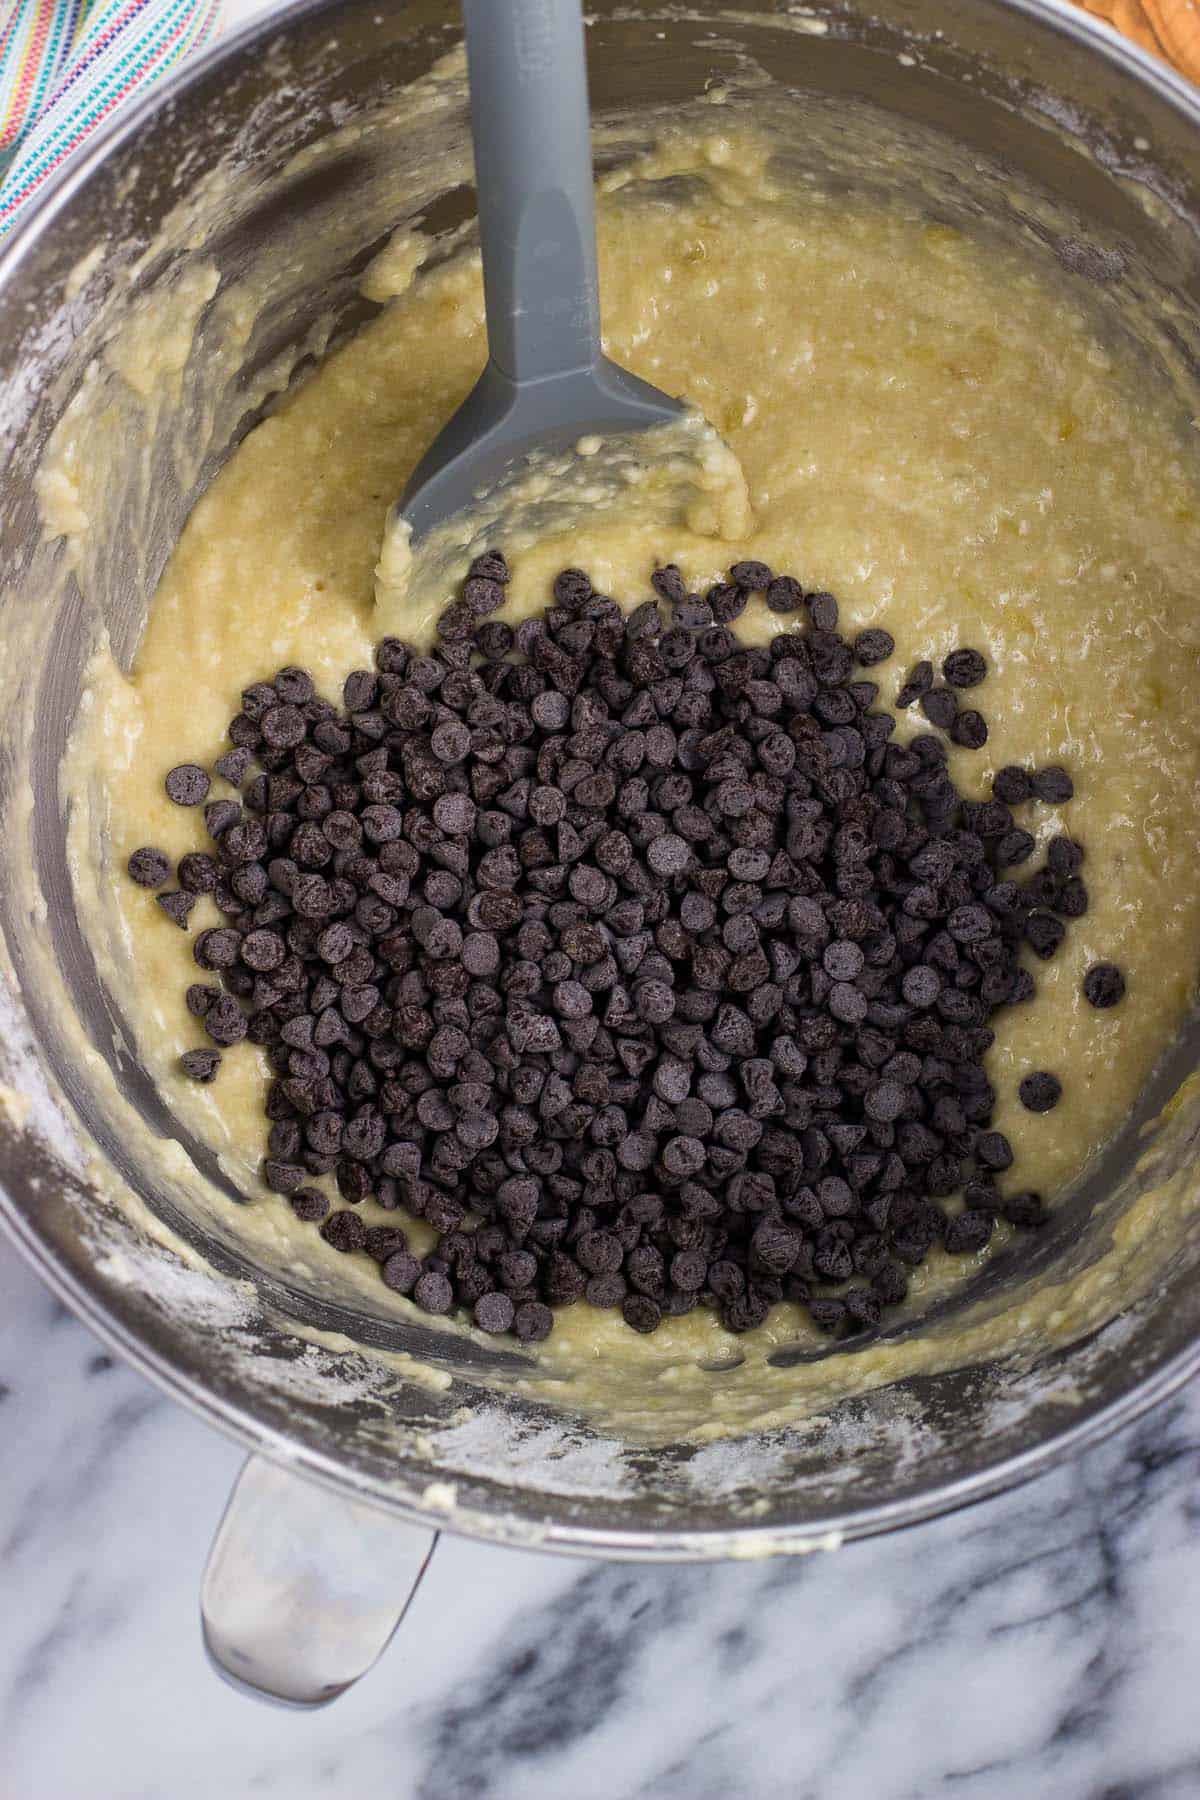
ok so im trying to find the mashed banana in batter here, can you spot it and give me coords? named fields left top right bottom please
left=62, top=126, right=1200, bottom=1400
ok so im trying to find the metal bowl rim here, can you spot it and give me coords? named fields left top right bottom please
left=3, top=0, right=1200, bottom=1556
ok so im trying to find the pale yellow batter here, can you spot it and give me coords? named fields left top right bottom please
left=62, top=127, right=1200, bottom=1408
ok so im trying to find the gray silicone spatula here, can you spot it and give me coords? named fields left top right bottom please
left=396, top=0, right=687, bottom=543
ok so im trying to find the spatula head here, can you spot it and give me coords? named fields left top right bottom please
left=376, top=366, right=751, bottom=637
left=397, top=356, right=687, bottom=545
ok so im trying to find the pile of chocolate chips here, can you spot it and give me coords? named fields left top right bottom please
left=129, top=554, right=1126, bottom=1343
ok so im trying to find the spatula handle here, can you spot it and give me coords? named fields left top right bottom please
left=462, top=0, right=602, bottom=385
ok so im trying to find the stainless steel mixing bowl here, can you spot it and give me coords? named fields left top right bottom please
left=3, top=0, right=1200, bottom=1706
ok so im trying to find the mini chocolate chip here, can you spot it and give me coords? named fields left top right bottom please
left=474, top=1291, right=516, bottom=1333
left=178, top=852, right=220, bottom=894
left=1019, top=1071, right=1062, bottom=1112
left=920, top=686, right=958, bottom=730
left=290, top=1187, right=330, bottom=1222
left=1047, top=836, right=1084, bottom=877
left=944, top=1209, right=994, bottom=1253
left=156, top=890, right=197, bottom=929
left=943, top=648, right=987, bottom=688
left=381, top=1250, right=422, bottom=1293
left=414, top=1270, right=454, bottom=1314
left=950, top=709, right=988, bottom=749
left=204, top=994, right=248, bottom=1046
left=127, top=847, right=171, bottom=887
left=214, top=747, right=253, bottom=785
left=766, top=576, right=804, bottom=613
left=823, top=939, right=865, bottom=982
left=808, top=591, right=838, bottom=631
left=193, top=928, right=241, bottom=970
left=730, top=560, right=772, bottom=591
left=896, top=661, right=933, bottom=707
left=514, top=1300, right=554, bottom=1341
left=853, top=629, right=894, bottom=667
left=204, top=799, right=241, bottom=838
left=165, top=764, right=211, bottom=806
left=1025, top=911, right=1066, bottom=960
left=1083, top=962, right=1125, bottom=1008
left=1055, top=878, right=1089, bottom=919
left=240, top=928, right=286, bottom=972
left=976, top=1130, right=1013, bottom=1170
left=1032, top=765, right=1074, bottom=803
left=865, top=1080, right=907, bottom=1123
left=622, top=1294, right=662, bottom=1333
left=180, top=1048, right=221, bottom=1082
left=261, top=705, right=307, bottom=749
left=321, top=1209, right=368, bottom=1254
left=992, top=765, right=1032, bottom=805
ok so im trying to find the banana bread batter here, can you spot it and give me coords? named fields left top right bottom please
left=61, top=127, right=1200, bottom=1392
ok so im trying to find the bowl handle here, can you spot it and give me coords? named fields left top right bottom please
left=200, top=1453, right=439, bottom=1706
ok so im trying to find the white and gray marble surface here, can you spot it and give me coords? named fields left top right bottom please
left=3, top=1232, right=1200, bottom=1800
left=5, top=1, right=1200, bottom=1793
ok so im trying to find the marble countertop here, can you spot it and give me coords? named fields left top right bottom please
left=4, top=1, right=1200, bottom=1793
left=4, top=1232, right=1200, bottom=1799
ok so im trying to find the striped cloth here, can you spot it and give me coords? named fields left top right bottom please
left=0, top=0, right=222, bottom=240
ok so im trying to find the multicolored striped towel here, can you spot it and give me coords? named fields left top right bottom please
left=0, top=0, right=222, bottom=240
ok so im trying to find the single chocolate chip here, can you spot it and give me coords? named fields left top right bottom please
left=950, top=709, right=988, bottom=750
left=204, top=799, right=241, bottom=838
left=214, top=747, right=253, bottom=785
left=240, top=928, right=286, bottom=972
left=976, top=1130, right=1013, bottom=1171
left=1025, top=911, right=1066, bottom=960
left=194, top=927, right=242, bottom=970
left=808, top=591, right=838, bottom=631
left=730, top=560, right=772, bottom=591
left=127, top=847, right=171, bottom=887
left=414, top=1270, right=454, bottom=1314
left=943, top=648, right=987, bottom=689
left=321, top=1210, right=368, bottom=1254
left=514, top=1300, right=554, bottom=1342
left=165, top=764, right=211, bottom=806
left=1032, top=765, right=1074, bottom=804
left=261, top=705, right=307, bottom=749
left=474, top=1291, right=516, bottom=1333
left=180, top=1048, right=221, bottom=1082
left=204, top=994, right=248, bottom=1046
left=854, top=629, right=894, bottom=667
left=992, top=765, right=1033, bottom=805
left=944, top=1209, right=994, bottom=1254
left=178, top=852, right=220, bottom=894
left=471, top=549, right=511, bottom=585
left=766, top=576, right=804, bottom=613
left=1055, top=878, right=1089, bottom=919
left=1083, top=962, right=1125, bottom=1008
left=381, top=1250, right=422, bottom=1293
left=622, top=1294, right=662, bottom=1333
left=1019, top=1071, right=1062, bottom=1112
left=290, top=1187, right=330, bottom=1223
left=156, top=890, right=197, bottom=929
left=1047, top=836, right=1084, bottom=878
left=865, top=1080, right=907, bottom=1123
left=920, top=686, right=958, bottom=731
left=896, top=661, right=933, bottom=707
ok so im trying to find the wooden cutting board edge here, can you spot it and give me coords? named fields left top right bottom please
left=1075, top=0, right=1200, bottom=84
